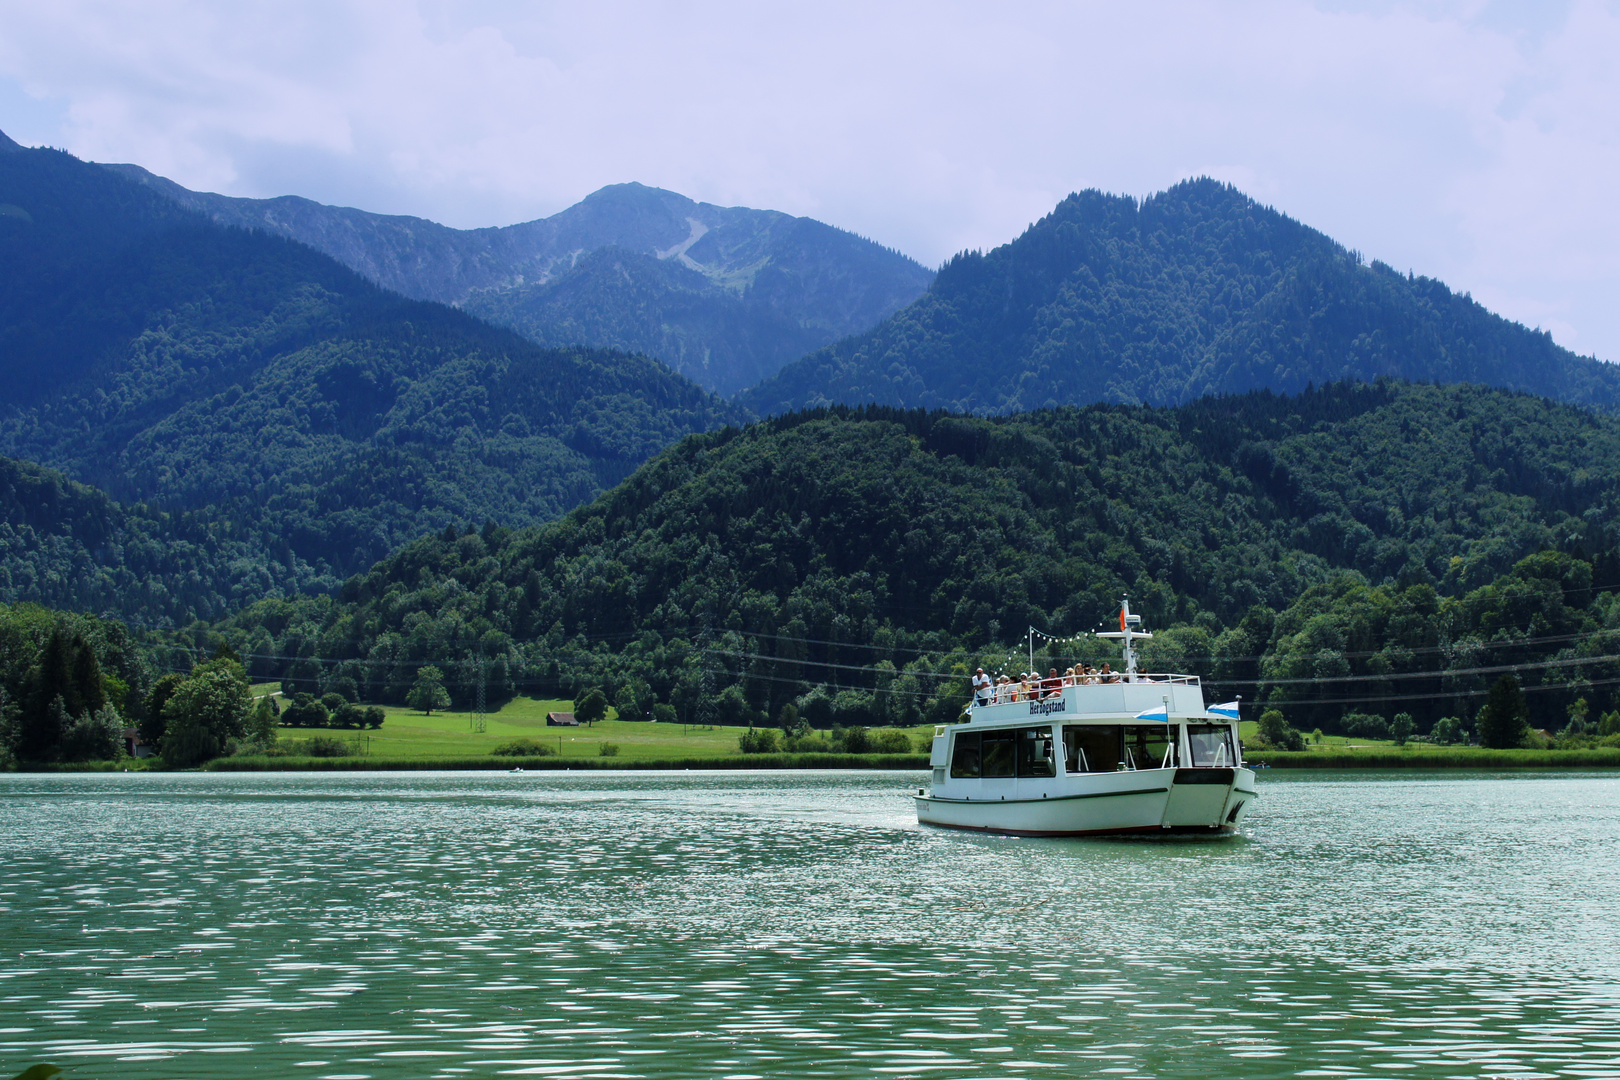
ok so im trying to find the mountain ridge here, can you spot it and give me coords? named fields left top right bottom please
left=741, top=179, right=1617, bottom=416
left=96, top=158, right=934, bottom=395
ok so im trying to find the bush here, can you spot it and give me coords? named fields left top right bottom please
left=362, top=706, right=386, bottom=730
left=320, top=692, right=347, bottom=714
left=783, top=731, right=831, bottom=753
left=1344, top=713, right=1391, bottom=740
left=303, top=736, right=351, bottom=758
left=490, top=738, right=555, bottom=757
left=598, top=742, right=620, bottom=757
left=331, top=703, right=366, bottom=729
left=738, top=727, right=779, bottom=753
left=868, top=728, right=913, bottom=754
left=832, top=725, right=872, bottom=754
left=282, top=693, right=329, bottom=728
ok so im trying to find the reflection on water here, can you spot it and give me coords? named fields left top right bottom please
left=2, top=770, right=1618, bottom=1078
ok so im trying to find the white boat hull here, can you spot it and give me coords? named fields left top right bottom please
left=915, top=766, right=1257, bottom=837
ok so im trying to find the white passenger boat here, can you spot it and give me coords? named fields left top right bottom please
left=915, top=601, right=1257, bottom=837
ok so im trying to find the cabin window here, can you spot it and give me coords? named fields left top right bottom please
left=1063, top=725, right=1120, bottom=773
left=981, top=730, right=1016, bottom=778
left=1017, top=726, right=1055, bottom=777
left=1186, top=724, right=1234, bottom=767
left=1123, top=724, right=1177, bottom=770
left=950, top=732, right=980, bottom=778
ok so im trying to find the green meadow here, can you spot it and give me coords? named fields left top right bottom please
left=231, top=690, right=938, bottom=768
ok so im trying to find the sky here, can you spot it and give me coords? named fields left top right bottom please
left=1, top=0, right=1617, bottom=360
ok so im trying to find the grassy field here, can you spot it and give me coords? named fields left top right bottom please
left=1235, top=720, right=1620, bottom=768
left=262, top=694, right=938, bottom=763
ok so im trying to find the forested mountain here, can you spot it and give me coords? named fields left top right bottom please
left=0, top=139, right=744, bottom=595
left=205, top=381, right=1620, bottom=735
left=103, top=162, right=934, bottom=395
left=0, top=454, right=327, bottom=625
left=742, top=179, right=1620, bottom=416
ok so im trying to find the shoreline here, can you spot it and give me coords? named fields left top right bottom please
left=15, top=749, right=1620, bottom=773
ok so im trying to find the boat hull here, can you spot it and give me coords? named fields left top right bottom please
left=915, top=766, right=1256, bottom=837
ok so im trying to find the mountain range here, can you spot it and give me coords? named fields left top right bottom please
left=106, top=165, right=935, bottom=397
left=0, top=135, right=743, bottom=598
left=742, top=179, right=1619, bottom=415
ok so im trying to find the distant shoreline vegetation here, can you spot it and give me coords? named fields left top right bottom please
left=21, top=748, right=1620, bottom=772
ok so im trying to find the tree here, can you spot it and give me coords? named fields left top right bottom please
left=1391, top=713, right=1414, bottom=746
left=246, top=694, right=278, bottom=750
left=1258, top=709, right=1306, bottom=751
left=574, top=687, right=607, bottom=726
left=19, top=628, right=107, bottom=761
left=1431, top=716, right=1466, bottom=745
left=160, top=658, right=252, bottom=767
left=407, top=666, right=451, bottom=715
left=362, top=706, right=386, bottom=729
left=1477, top=675, right=1530, bottom=749
left=1564, top=697, right=1591, bottom=737
left=141, top=672, right=185, bottom=748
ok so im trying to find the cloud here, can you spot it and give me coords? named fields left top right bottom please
left=0, top=0, right=1617, bottom=359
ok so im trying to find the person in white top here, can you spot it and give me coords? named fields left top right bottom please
left=971, top=668, right=993, bottom=708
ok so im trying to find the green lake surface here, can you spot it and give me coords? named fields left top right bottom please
left=2, top=769, right=1617, bottom=1079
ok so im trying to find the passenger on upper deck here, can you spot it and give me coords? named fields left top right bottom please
left=972, top=668, right=993, bottom=708
left=1099, top=662, right=1118, bottom=683
left=996, top=675, right=1011, bottom=703
left=1042, top=668, right=1061, bottom=697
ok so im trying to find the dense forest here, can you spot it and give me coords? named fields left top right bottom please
left=105, top=167, right=935, bottom=396
left=0, top=453, right=334, bottom=625
left=743, top=179, right=1619, bottom=416
left=0, top=601, right=153, bottom=767
left=180, top=381, right=1620, bottom=737
left=0, top=143, right=745, bottom=586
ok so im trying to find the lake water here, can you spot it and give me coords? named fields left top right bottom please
left=2, top=769, right=1618, bottom=1080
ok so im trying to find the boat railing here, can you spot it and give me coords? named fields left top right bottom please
left=1132, top=673, right=1201, bottom=686
left=977, top=672, right=1202, bottom=706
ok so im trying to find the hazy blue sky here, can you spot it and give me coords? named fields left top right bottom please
left=2, top=1, right=1617, bottom=361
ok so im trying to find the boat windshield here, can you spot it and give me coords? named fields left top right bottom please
left=1063, top=724, right=1119, bottom=773
left=949, top=727, right=1055, bottom=778
left=1186, top=724, right=1235, bottom=767
left=1123, top=724, right=1177, bottom=770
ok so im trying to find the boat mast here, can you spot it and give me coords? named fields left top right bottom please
left=1094, top=595, right=1153, bottom=679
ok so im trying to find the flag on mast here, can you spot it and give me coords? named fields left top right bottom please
left=1135, top=704, right=1169, bottom=722
left=1209, top=701, right=1240, bottom=719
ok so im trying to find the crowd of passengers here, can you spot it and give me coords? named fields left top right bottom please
left=970, top=664, right=1169, bottom=707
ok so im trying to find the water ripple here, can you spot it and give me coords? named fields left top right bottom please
left=1, top=770, right=1618, bottom=1077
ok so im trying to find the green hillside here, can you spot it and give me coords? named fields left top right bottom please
left=204, top=381, right=1620, bottom=737
left=742, top=179, right=1619, bottom=415
left=0, top=142, right=744, bottom=588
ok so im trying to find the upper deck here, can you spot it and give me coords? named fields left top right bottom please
left=968, top=674, right=1208, bottom=725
